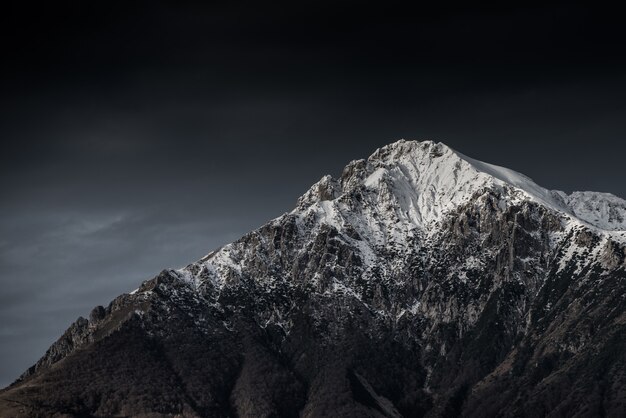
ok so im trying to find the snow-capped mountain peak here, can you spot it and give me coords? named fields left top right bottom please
left=7, top=139, right=626, bottom=417
left=180, top=140, right=626, bottom=294
left=298, top=140, right=626, bottom=234
left=298, top=140, right=503, bottom=227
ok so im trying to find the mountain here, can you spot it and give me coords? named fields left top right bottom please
left=2, top=140, right=625, bottom=417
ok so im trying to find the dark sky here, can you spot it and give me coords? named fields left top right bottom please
left=1, top=1, right=625, bottom=387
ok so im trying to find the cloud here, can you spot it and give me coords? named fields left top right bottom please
left=0, top=204, right=260, bottom=387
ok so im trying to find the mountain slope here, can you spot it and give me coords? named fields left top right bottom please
left=2, top=140, right=625, bottom=418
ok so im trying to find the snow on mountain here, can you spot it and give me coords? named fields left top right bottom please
left=563, top=191, right=626, bottom=231
left=294, top=140, right=626, bottom=250
left=293, top=140, right=518, bottom=248
left=179, top=139, right=625, bottom=293
left=297, top=139, right=624, bottom=231
left=6, top=139, right=626, bottom=417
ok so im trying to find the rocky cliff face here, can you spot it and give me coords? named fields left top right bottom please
left=2, top=140, right=625, bottom=417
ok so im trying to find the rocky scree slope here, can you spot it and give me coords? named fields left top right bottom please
left=1, top=140, right=626, bottom=418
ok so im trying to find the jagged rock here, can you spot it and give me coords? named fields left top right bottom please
left=89, top=305, right=106, bottom=323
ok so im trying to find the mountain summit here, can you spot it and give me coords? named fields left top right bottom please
left=296, top=140, right=625, bottom=232
left=2, top=140, right=625, bottom=417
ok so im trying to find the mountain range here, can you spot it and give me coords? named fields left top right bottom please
left=1, top=140, right=625, bottom=417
